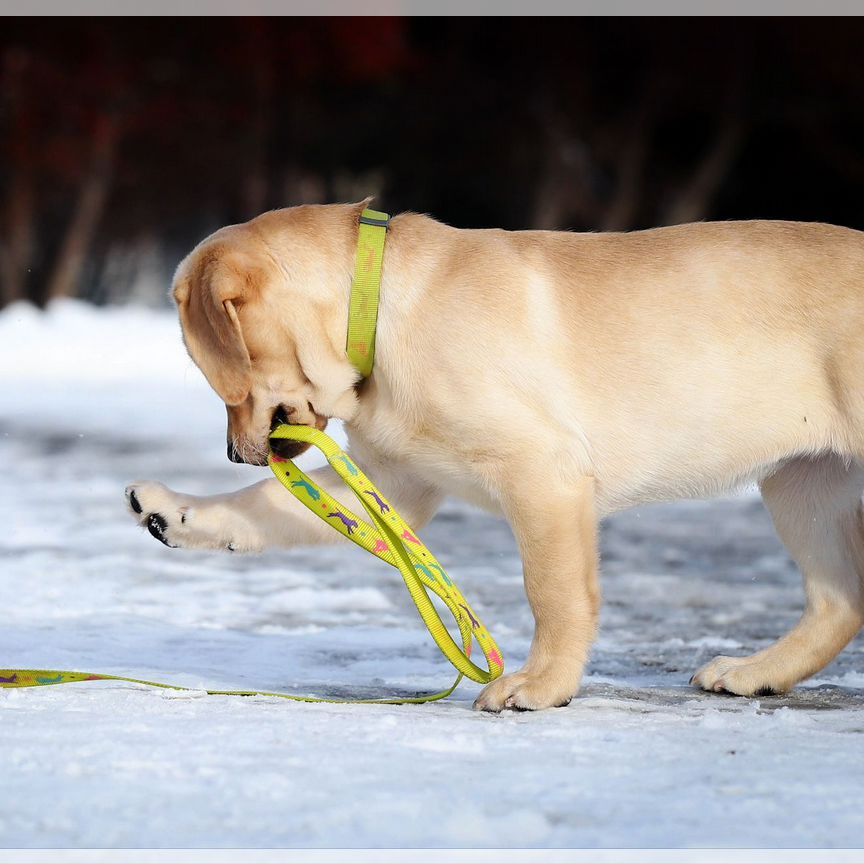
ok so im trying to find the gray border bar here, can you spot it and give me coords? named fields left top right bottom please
left=5, top=0, right=860, bottom=15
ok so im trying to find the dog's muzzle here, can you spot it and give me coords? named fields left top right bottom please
left=265, top=405, right=315, bottom=461
left=226, top=435, right=312, bottom=464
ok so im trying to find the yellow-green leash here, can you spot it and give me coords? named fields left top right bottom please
left=1, top=425, right=504, bottom=704
left=268, top=424, right=504, bottom=686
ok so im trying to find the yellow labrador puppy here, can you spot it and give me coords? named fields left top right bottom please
left=126, top=201, right=864, bottom=711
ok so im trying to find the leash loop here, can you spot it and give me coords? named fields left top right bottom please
left=268, top=424, right=504, bottom=685
left=1, top=426, right=504, bottom=703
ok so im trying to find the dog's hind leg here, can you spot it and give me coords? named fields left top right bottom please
left=692, top=453, right=864, bottom=696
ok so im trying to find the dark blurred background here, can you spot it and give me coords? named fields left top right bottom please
left=2, top=16, right=864, bottom=308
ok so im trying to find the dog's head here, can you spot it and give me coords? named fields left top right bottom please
left=172, top=203, right=367, bottom=465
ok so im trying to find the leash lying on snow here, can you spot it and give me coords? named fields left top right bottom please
left=1, top=424, right=504, bottom=704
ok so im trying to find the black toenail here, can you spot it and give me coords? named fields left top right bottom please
left=147, top=513, right=175, bottom=547
left=128, top=489, right=142, bottom=514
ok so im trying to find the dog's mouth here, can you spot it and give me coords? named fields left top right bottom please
left=269, top=436, right=313, bottom=460
left=227, top=405, right=329, bottom=465
left=267, top=405, right=327, bottom=461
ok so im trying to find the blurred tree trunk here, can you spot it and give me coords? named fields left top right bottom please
left=532, top=97, right=656, bottom=233
left=531, top=105, right=598, bottom=230
left=662, top=58, right=748, bottom=227
left=281, top=166, right=327, bottom=206
left=44, top=113, right=117, bottom=303
left=0, top=157, right=34, bottom=306
left=0, top=46, right=35, bottom=307
left=662, top=118, right=744, bottom=226
left=240, top=20, right=273, bottom=218
left=600, top=107, right=653, bottom=232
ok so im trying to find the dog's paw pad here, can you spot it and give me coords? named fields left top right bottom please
left=124, top=481, right=258, bottom=553
left=146, top=513, right=176, bottom=547
left=125, top=482, right=186, bottom=548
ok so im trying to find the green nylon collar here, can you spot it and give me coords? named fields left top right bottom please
left=346, top=208, right=390, bottom=378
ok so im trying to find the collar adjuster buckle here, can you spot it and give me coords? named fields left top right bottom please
left=358, top=213, right=390, bottom=230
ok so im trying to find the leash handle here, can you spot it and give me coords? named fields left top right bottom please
left=268, top=424, right=504, bottom=685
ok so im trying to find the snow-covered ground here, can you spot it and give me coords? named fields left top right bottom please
left=1, top=300, right=863, bottom=851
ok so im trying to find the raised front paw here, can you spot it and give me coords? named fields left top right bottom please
left=125, top=482, right=260, bottom=553
left=472, top=670, right=576, bottom=713
left=690, top=654, right=788, bottom=697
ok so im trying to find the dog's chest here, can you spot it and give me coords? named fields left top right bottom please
left=347, top=424, right=506, bottom=516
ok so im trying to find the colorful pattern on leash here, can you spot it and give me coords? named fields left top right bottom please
left=268, top=424, right=505, bottom=685
left=0, top=671, right=110, bottom=687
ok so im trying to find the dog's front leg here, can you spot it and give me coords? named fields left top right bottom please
left=474, top=475, right=599, bottom=712
left=126, top=462, right=442, bottom=554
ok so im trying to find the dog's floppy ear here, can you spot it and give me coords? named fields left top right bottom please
left=174, top=261, right=254, bottom=405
